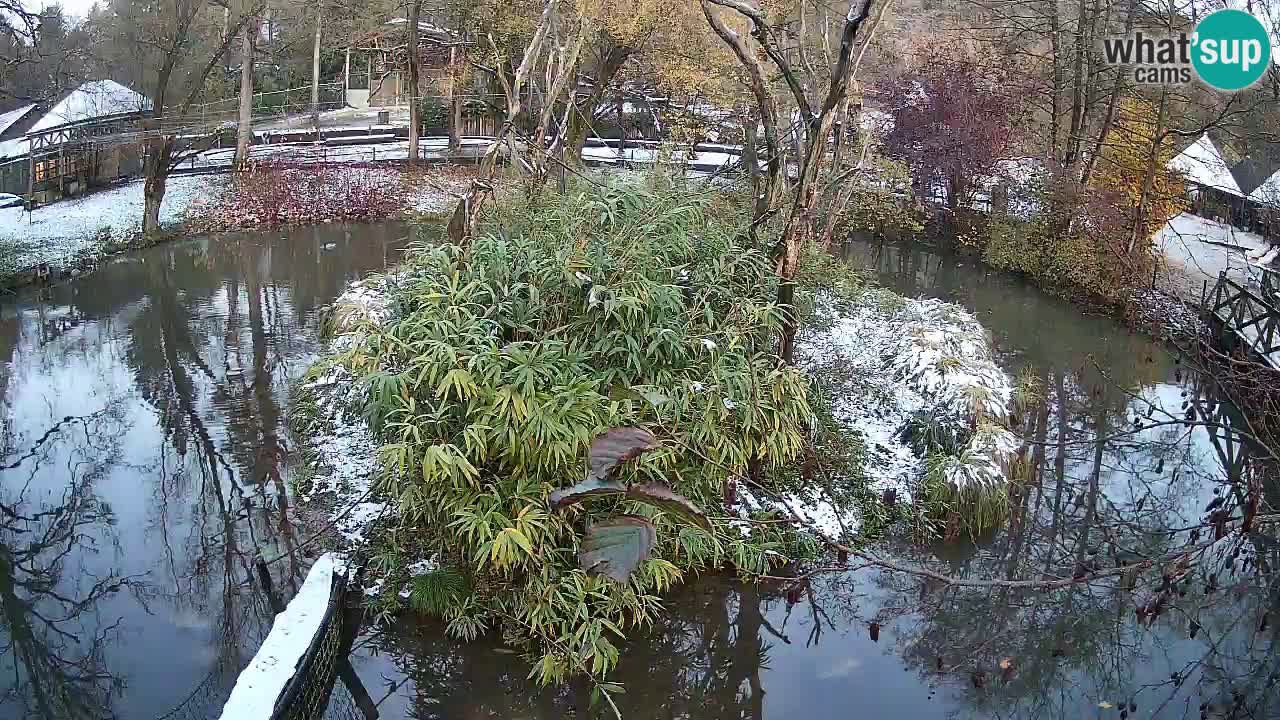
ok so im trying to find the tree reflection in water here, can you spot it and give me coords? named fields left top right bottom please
left=0, top=224, right=412, bottom=719
left=0, top=406, right=134, bottom=719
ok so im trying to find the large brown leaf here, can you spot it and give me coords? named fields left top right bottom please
left=627, top=483, right=710, bottom=530
left=578, top=515, right=658, bottom=584
left=588, top=427, right=658, bottom=480
left=548, top=475, right=626, bottom=509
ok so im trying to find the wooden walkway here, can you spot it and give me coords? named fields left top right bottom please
left=1204, top=268, right=1280, bottom=368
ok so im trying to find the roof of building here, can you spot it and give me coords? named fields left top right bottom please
left=28, top=80, right=151, bottom=134
left=0, top=104, right=38, bottom=136
left=1248, top=167, right=1280, bottom=205
left=1169, top=133, right=1244, bottom=197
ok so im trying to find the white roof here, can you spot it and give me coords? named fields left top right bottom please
left=385, top=17, right=454, bottom=39
left=1169, top=134, right=1243, bottom=197
left=28, top=80, right=150, bottom=133
left=0, top=104, right=36, bottom=135
left=1248, top=168, right=1280, bottom=206
left=0, top=137, right=28, bottom=162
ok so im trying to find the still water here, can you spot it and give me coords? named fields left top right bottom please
left=0, top=230, right=1274, bottom=720
left=0, top=224, right=411, bottom=719
left=344, top=238, right=1278, bottom=719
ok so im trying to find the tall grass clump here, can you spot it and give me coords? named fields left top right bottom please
left=342, top=178, right=824, bottom=683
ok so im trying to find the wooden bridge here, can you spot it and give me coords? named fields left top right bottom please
left=1204, top=268, right=1280, bottom=368
left=1200, top=268, right=1279, bottom=485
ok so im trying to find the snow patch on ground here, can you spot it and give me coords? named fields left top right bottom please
left=296, top=277, right=397, bottom=548
left=781, top=492, right=857, bottom=539
left=217, top=552, right=346, bottom=720
left=1150, top=212, right=1279, bottom=306
left=0, top=174, right=226, bottom=275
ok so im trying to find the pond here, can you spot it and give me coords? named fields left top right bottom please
left=0, top=229, right=1273, bottom=720
left=0, top=223, right=412, bottom=720
left=342, top=238, right=1278, bottom=719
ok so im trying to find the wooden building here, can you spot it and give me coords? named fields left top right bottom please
left=0, top=81, right=149, bottom=202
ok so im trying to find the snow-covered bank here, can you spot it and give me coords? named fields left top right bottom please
left=785, top=291, right=1020, bottom=537
left=292, top=273, right=446, bottom=601
left=293, top=277, right=395, bottom=547
left=0, top=164, right=468, bottom=286
left=187, top=165, right=469, bottom=231
left=0, top=174, right=226, bottom=277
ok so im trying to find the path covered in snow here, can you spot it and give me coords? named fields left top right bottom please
left=183, top=137, right=493, bottom=171
left=1153, top=213, right=1272, bottom=302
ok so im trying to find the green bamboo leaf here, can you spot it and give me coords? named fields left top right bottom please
left=626, top=483, right=711, bottom=530
left=578, top=515, right=657, bottom=584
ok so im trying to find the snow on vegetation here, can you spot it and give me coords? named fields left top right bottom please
left=217, top=552, right=346, bottom=720
left=294, top=274, right=444, bottom=597
left=793, top=291, right=1019, bottom=534
left=188, top=164, right=469, bottom=231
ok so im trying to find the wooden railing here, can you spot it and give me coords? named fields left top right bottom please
left=1206, top=270, right=1280, bottom=363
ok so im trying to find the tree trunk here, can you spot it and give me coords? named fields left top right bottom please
left=448, top=45, right=462, bottom=151
left=234, top=19, right=256, bottom=168
left=407, top=0, right=421, bottom=163
left=563, top=43, right=632, bottom=165
left=143, top=136, right=174, bottom=234
left=1063, top=0, right=1088, bottom=167
left=1127, top=89, right=1168, bottom=255
left=1048, top=0, right=1064, bottom=163
left=310, top=2, right=323, bottom=129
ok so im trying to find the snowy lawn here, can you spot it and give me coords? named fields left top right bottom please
left=0, top=174, right=226, bottom=276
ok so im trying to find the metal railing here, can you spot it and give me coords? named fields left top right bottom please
left=189, top=82, right=347, bottom=127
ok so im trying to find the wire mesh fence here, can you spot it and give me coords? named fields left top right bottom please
left=267, top=570, right=351, bottom=720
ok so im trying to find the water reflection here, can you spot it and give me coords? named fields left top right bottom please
left=347, top=237, right=1279, bottom=720
left=0, top=224, right=411, bottom=719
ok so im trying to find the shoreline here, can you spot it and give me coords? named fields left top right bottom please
left=0, top=164, right=467, bottom=294
left=863, top=233, right=1210, bottom=347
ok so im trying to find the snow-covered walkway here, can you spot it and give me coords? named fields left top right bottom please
left=1153, top=213, right=1272, bottom=302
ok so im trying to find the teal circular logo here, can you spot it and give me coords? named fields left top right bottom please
left=1193, top=9, right=1271, bottom=91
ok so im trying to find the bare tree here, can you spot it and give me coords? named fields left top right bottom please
left=702, top=0, right=878, bottom=361
left=310, top=0, right=323, bottom=129
left=234, top=7, right=259, bottom=168
left=0, top=1, right=43, bottom=102
left=107, top=0, right=265, bottom=232
left=407, top=0, right=421, bottom=161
